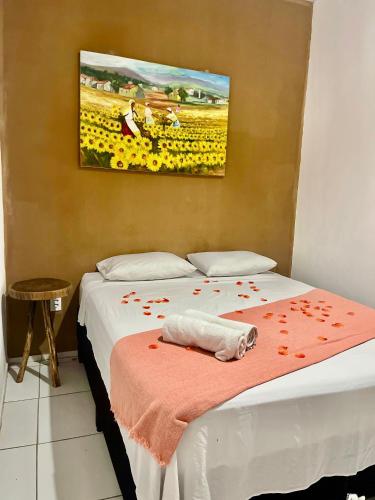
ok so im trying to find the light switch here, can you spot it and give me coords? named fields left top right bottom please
left=50, top=297, right=62, bottom=312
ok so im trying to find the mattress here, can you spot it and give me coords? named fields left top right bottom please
left=79, top=271, right=375, bottom=500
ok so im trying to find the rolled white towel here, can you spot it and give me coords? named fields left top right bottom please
left=162, top=314, right=247, bottom=361
left=184, top=309, right=258, bottom=351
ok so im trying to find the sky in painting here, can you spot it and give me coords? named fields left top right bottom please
left=80, top=50, right=230, bottom=96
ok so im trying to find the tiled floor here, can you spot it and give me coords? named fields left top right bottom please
left=0, top=357, right=123, bottom=500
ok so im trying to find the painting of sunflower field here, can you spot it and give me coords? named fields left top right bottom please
left=80, top=51, right=230, bottom=176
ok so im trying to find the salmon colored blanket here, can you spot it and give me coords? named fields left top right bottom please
left=110, top=289, right=375, bottom=466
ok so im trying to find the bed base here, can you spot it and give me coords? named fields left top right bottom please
left=77, top=323, right=375, bottom=500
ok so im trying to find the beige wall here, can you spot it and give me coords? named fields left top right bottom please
left=3, top=0, right=312, bottom=357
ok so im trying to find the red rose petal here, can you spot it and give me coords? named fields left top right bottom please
left=253, top=288, right=260, bottom=292
left=248, top=281, right=255, bottom=284
left=194, top=288, right=201, bottom=292
left=148, top=344, right=158, bottom=349
left=121, top=300, right=128, bottom=304
left=147, top=300, right=154, bottom=303
left=134, top=298, right=141, bottom=302
left=143, top=311, right=151, bottom=316
left=143, top=306, right=150, bottom=309
left=163, top=298, right=170, bottom=303
left=130, top=291, right=136, bottom=295
left=193, top=292, right=200, bottom=295
left=295, top=353, right=306, bottom=359
left=157, top=314, right=165, bottom=319
left=236, top=281, right=243, bottom=286
left=278, top=345, right=288, bottom=355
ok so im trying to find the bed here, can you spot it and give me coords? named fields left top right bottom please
left=77, top=271, right=375, bottom=500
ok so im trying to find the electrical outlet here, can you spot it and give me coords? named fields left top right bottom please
left=50, top=297, right=62, bottom=312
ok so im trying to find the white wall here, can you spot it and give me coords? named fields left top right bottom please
left=0, top=1, right=6, bottom=421
left=292, top=0, right=375, bottom=308
left=0, top=147, right=6, bottom=419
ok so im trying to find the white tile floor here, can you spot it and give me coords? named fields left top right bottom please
left=0, top=357, right=123, bottom=500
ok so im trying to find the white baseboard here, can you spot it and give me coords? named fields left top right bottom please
left=8, top=350, right=78, bottom=365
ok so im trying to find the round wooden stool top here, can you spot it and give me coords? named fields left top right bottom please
left=9, top=278, right=72, bottom=301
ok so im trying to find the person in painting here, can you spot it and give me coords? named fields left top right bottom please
left=121, top=99, right=140, bottom=137
left=166, top=107, right=180, bottom=128
left=144, top=102, right=154, bottom=125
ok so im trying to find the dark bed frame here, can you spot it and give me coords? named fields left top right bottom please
left=77, top=323, right=375, bottom=500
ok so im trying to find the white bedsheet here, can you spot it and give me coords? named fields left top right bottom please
left=79, top=271, right=375, bottom=500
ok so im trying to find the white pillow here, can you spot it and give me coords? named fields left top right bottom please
left=97, top=252, right=197, bottom=281
left=187, top=251, right=277, bottom=277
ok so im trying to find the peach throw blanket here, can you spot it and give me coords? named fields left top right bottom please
left=110, top=289, right=375, bottom=465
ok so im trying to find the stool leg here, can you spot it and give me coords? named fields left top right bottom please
left=17, top=302, right=36, bottom=383
left=42, top=300, right=60, bottom=387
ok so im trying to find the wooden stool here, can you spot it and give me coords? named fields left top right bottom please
left=9, top=278, right=72, bottom=387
